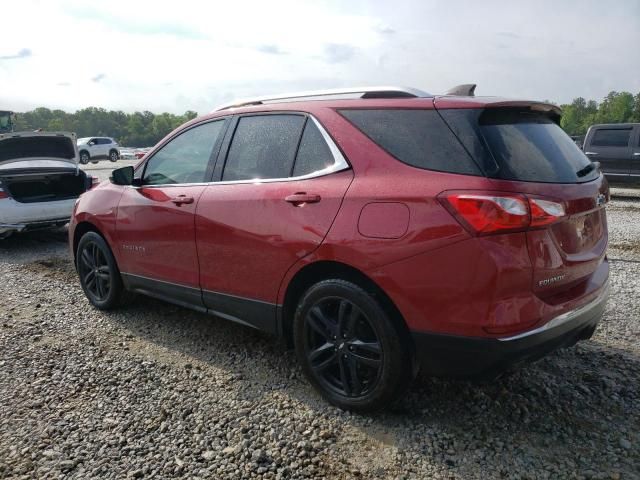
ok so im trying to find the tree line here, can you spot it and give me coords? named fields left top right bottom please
left=559, top=91, right=639, bottom=136
left=9, top=90, right=640, bottom=146
left=12, top=107, right=198, bottom=147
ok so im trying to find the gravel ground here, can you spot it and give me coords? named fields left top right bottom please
left=0, top=197, right=639, bottom=479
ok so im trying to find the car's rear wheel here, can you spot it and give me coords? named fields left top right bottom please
left=77, top=232, right=131, bottom=310
left=293, top=279, right=413, bottom=412
left=79, top=151, right=90, bottom=164
left=109, top=150, right=119, bottom=162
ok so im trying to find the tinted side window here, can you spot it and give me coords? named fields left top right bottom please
left=143, top=120, right=224, bottom=185
left=292, top=120, right=335, bottom=176
left=339, top=109, right=480, bottom=175
left=592, top=128, right=631, bottom=147
left=223, top=115, right=305, bottom=181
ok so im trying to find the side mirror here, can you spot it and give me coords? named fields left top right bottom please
left=111, top=166, right=135, bottom=186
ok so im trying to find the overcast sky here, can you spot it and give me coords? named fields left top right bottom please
left=1, top=0, right=638, bottom=114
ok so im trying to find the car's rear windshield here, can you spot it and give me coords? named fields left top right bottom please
left=439, top=107, right=600, bottom=183
left=0, top=136, right=76, bottom=162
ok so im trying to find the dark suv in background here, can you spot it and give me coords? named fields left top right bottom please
left=583, top=123, right=640, bottom=183
left=70, top=85, right=609, bottom=411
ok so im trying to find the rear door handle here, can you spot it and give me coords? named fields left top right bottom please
left=285, top=193, right=321, bottom=205
left=585, top=152, right=599, bottom=156
left=170, top=195, right=194, bottom=206
left=633, top=152, right=640, bottom=156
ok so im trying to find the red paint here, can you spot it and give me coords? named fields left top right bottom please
left=116, top=185, right=206, bottom=288
left=69, top=94, right=609, bottom=343
left=195, top=170, right=353, bottom=302
left=358, top=202, right=410, bottom=239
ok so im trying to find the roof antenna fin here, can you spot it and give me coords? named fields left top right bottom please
left=445, top=84, right=476, bottom=96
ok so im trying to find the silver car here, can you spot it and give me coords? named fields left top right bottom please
left=0, top=131, right=92, bottom=239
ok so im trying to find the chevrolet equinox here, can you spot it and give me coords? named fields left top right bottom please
left=70, top=85, right=609, bottom=411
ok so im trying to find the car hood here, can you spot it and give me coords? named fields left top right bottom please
left=0, top=131, right=79, bottom=166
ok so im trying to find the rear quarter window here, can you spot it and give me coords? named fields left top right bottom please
left=338, top=109, right=481, bottom=175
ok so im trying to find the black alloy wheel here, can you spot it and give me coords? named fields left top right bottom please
left=78, top=240, right=112, bottom=302
left=304, top=297, right=383, bottom=397
left=294, top=279, right=413, bottom=412
left=76, top=232, right=131, bottom=309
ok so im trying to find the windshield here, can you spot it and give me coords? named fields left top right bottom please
left=77, top=138, right=90, bottom=145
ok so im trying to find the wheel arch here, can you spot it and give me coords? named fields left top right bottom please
left=72, top=221, right=104, bottom=264
left=279, top=260, right=411, bottom=349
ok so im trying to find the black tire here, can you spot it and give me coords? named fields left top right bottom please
left=79, top=150, right=90, bottom=164
left=109, top=149, right=119, bottom=162
left=293, top=279, right=413, bottom=412
left=76, top=232, right=133, bottom=310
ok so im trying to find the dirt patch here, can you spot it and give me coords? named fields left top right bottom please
left=23, top=257, right=76, bottom=281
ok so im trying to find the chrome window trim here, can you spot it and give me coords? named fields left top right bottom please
left=131, top=114, right=350, bottom=189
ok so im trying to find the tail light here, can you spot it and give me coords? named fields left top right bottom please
left=88, top=175, right=100, bottom=189
left=0, top=183, right=7, bottom=199
left=439, top=191, right=565, bottom=235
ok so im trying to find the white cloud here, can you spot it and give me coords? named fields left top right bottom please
left=0, top=0, right=638, bottom=114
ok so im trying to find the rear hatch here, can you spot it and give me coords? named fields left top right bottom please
left=436, top=99, right=608, bottom=302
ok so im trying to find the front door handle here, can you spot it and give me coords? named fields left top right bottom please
left=170, top=195, right=194, bottom=206
left=584, top=152, right=599, bottom=156
left=633, top=152, right=640, bottom=156
left=285, top=192, right=321, bottom=205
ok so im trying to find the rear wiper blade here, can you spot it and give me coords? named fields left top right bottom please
left=576, top=162, right=599, bottom=178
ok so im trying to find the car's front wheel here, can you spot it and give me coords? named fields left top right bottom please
left=293, top=279, right=413, bottom=412
left=77, top=232, right=131, bottom=310
left=109, top=150, right=119, bottom=162
left=79, top=151, right=90, bottom=164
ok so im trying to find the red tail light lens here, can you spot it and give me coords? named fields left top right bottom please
left=439, top=191, right=565, bottom=235
left=0, top=190, right=7, bottom=199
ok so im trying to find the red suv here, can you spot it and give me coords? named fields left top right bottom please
left=70, top=86, right=609, bottom=411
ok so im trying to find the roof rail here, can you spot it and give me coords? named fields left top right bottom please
left=213, top=86, right=432, bottom=111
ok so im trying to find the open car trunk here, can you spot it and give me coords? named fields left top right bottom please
left=0, top=168, right=89, bottom=203
left=0, top=131, right=86, bottom=203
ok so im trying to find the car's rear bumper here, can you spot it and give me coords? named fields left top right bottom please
left=0, top=217, right=70, bottom=235
left=411, top=281, right=609, bottom=378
